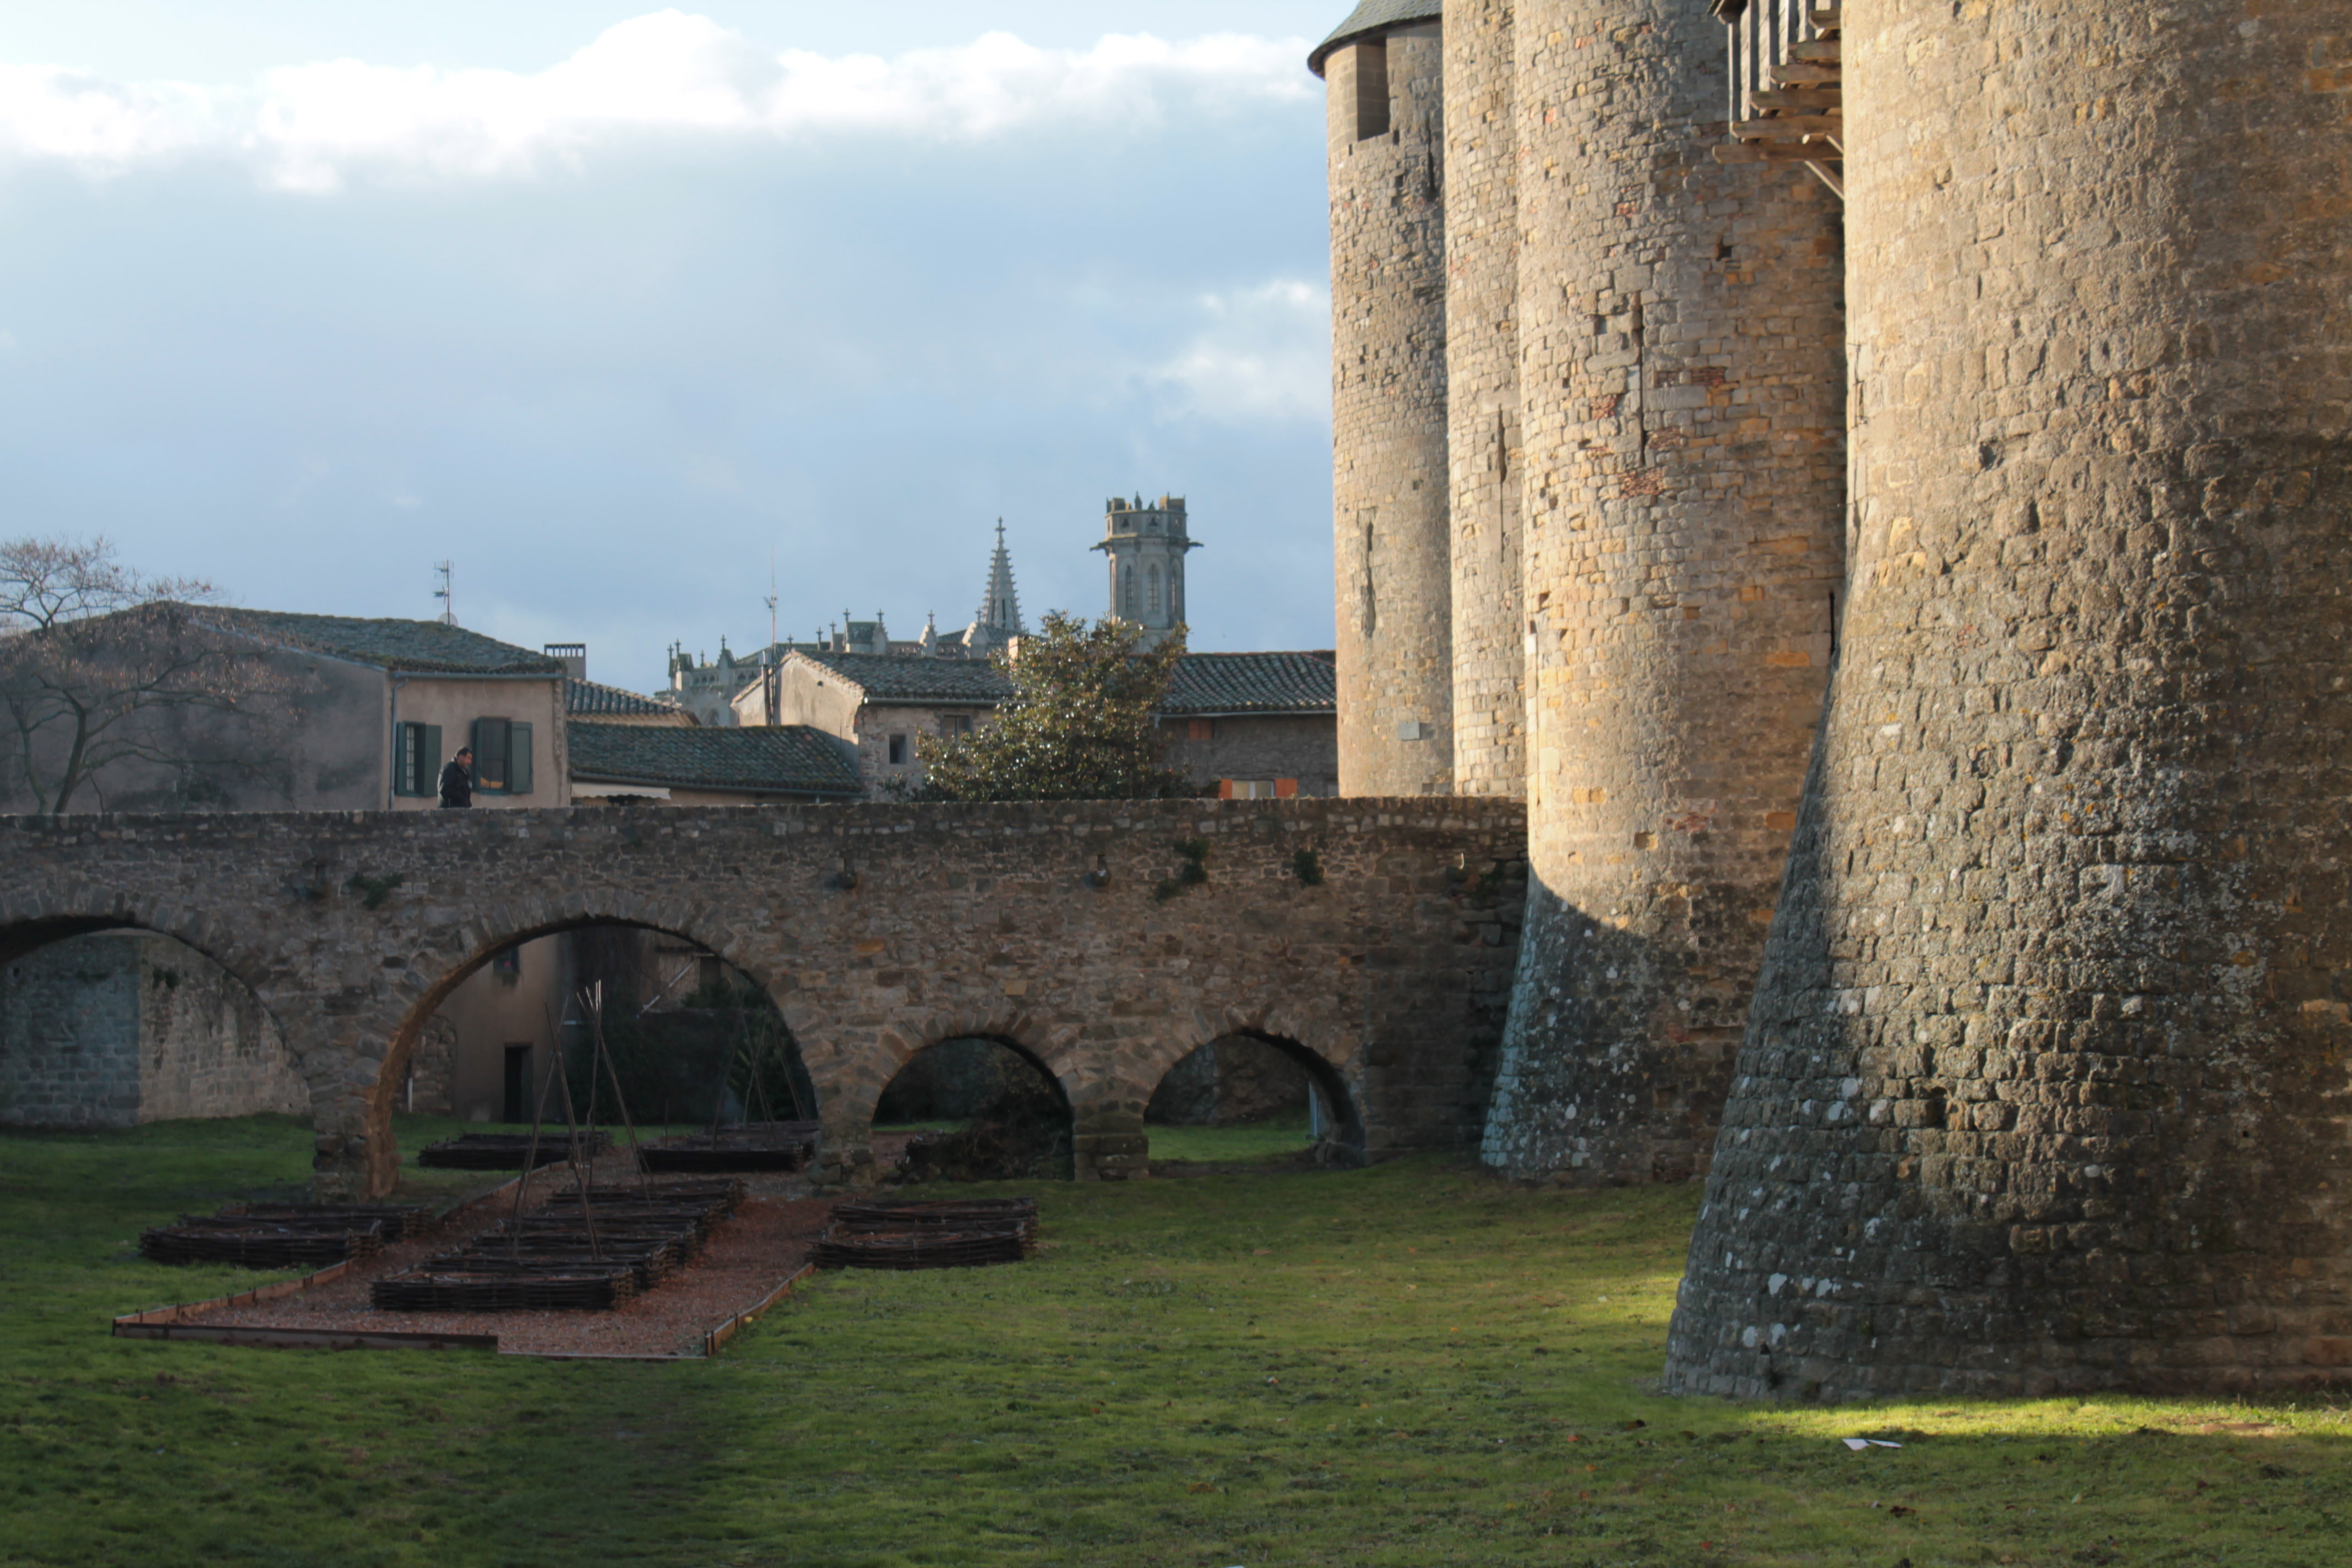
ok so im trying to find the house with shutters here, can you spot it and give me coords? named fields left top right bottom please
left=738, top=646, right=1337, bottom=801
left=0, top=608, right=569, bottom=814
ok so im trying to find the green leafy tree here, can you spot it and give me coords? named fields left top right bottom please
left=914, top=612, right=1194, bottom=802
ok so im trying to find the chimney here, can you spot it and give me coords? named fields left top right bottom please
left=543, top=643, right=587, bottom=682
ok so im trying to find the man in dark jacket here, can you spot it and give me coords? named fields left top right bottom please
left=438, top=747, right=474, bottom=808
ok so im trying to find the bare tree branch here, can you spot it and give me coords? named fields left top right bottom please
left=1, top=538, right=296, bottom=815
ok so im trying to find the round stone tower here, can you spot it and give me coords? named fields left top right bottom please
left=1479, top=1, right=1845, bottom=1182
left=1443, top=0, right=1523, bottom=799
left=1667, top=2, right=2352, bottom=1398
left=1312, top=1, right=1454, bottom=797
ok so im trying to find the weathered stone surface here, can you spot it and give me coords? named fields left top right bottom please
left=1326, top=17, right=1457, bottom=796
left=1665, top=1, right=2352, bottom=1398
left=0, top=932, right=304, bottom=1128
left=1, top=798, right=1525, bottom=1199
left=1481, top=0, right=1844, bottom=1185
left=1443, top=0, right=1525, bottom=800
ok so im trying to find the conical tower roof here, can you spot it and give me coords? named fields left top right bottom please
left=973, top=519, right=1025, bottom=638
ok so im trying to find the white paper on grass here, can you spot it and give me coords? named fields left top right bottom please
left=1842, top=1438, right=1903, bottom=1449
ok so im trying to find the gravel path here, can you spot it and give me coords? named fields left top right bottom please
left=181, top=1160, right=837, bottom=1357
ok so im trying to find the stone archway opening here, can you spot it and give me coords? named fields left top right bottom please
left=0, top=918, right=306, bottom=1133
left=1145, top=1031, right=1365, bottom=1169
left=871, top=1034, right=1074, bottom=1183
left=375, top=919, right=813, bottom=1197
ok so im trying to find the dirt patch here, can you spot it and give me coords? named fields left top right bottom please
left=178, top=1163, right=834, bottom=1357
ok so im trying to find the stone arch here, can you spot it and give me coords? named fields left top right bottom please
left=826, top=1008, right=1080, bottom=1183
left=1120, top=1002, right=1369, bottom=1168
left=0, top=884, right=307, bottom=1131
left=355, top=896, right=811, bottom=1197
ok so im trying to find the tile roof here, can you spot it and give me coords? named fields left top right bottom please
left=220, top=610, right=565, bottom=676
left=1308, top=0, right=1445, bottom=74
left=789, top=647, right=1336, bottom=716
left=1162, top=652, right=1338, bottom=716
left=567, top=677, right=678, bottom=717
left=788, top=650, right=1015, bottom=704
left=567, top=721, right=861, bottom=797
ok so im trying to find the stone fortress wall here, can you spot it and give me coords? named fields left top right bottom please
left=0, top=932, right=305, bottom=1128
left=1323, top=12, right=1457, bottom=798
left=1317, top=0, right=2352, bottom=1393
left=1441, top=0, right=1524, bottom=801
left=1480, top=0, right=1844, bottom=1186
left=1, top=796, right=1525, bottom=1200
left=1665, top=1, right=2352, bottom=1400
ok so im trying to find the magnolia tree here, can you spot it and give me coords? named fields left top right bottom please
left=0, top=537, right=293, bottom=814
left=914, top=612, right=1195, bottom=802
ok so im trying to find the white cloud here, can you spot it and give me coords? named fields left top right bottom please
left=1152, top=279, right=1329, bottom=423
left=0, top=11, right=1315, bottom=191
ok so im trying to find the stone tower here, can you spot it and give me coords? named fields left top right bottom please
left=962, top=520, right=1026, bottom=654
left=1478, top=0, right=1845, bottom=1184
left=1667, top=2, right=2352, bottom=1398
left=1441, top=0, right=1523, bottom=800
left=1312, top=1, right=1454, bottom=797
left=1095, top=493, right=1197, bottom=651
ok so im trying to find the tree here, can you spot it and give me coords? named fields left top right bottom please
left=914, top=612, right=1195, bottom=802
left=0, top=536, right=293, bottom=814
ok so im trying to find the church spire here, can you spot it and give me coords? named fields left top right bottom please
left=972, top=518, right=1025, bottom=640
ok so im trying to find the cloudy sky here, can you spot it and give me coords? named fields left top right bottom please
left=0, top=2, right=1342, bottom=692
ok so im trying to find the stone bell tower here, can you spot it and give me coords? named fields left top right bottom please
left=1095, top=493, right=1198, bottom=651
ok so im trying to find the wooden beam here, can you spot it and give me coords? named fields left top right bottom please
left=1810, top=6, right=1842, bottom=29
left=1767, top=62, right=1842, bottom=86
left=1749, top=88, right=1843, bottom=112
left=1789, top=39, right=1842, bottom=64
left=1732, top=114, right=1842, bottom=141
left=1714, top=142, right=1844, bottom=165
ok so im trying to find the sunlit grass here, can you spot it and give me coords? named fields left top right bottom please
left=2, top=1117, right=2346, bottom=1566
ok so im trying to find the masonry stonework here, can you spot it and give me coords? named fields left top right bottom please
left=1665, top=1, right=2352, bottom=1398
left=1, top=933, right=304, bottom=1128
left=1323, top=9, right=1456, bottom=797
left=1442, top=0, right=1525, bottom=800
left=2, top=797, right=1525, bottom=1200
left=1479, top=1, right=1844, bottom=1184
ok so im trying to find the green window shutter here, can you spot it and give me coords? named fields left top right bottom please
left=422, top=725, right=442, bottom=795
left=473, top=717, right=509, bottom=791
left=509, top=722, right=533, bottom=796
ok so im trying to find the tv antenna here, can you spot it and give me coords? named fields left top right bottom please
left=432, top=561, right=456, bottom=626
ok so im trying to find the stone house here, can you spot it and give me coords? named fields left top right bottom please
left=0, top=608, right=572, bottom=814
left=737, top=646, right=1337, bottom=801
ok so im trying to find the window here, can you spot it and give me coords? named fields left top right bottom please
left=394, top=721, right=442, bottom=797
left=1353, top=39, right=1390, bottom=140
left=1120, top=563, right=1136, bottom=618
left=1187, top=718, right=1215, bottom=742
left=1148, top=564, right=1162, bottom=617
left=941, top=714, right=973, bottom=736
left=1222, top=779, right=1278, bottom=800
left=491, top=945, right=521, bottom=977
left=888, top=733, right=910, bottom=765
left=471, top=717, right=534, bottom=794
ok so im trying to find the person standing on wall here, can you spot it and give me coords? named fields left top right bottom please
left=438, top=745, right=474, bottom=808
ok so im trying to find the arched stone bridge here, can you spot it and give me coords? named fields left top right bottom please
left=1, top=798, right=1526, bottom=1196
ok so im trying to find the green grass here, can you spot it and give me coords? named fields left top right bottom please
left=1145, top=1114, right=1315, bottom=1166
left=3, top=1117, right=2349, bottom=1565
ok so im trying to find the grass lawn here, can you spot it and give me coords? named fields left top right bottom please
left=2, top=1117, right=2347, bottom=1566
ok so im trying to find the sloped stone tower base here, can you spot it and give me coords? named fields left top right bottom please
left=1665, top=3, right=2352, bottom=1399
